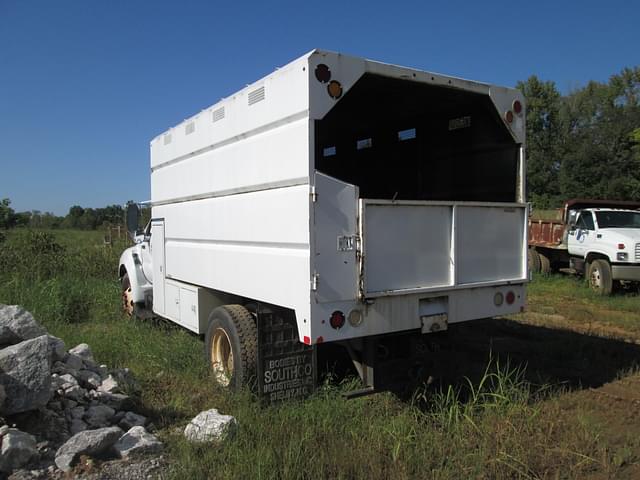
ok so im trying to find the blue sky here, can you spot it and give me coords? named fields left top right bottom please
left=1, top=0, right=638, bottom=215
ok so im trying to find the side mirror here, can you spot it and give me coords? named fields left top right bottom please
left=125, top=203, right=141, bottom=239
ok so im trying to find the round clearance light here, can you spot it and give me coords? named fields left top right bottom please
left=329, top=311, right=345, bottom=329
left=494, top=292, right=504, bottom=306
left=327, top=80, right=343, bottom=99
left=315, top=64, right=331, bottom=83
left=512, top=99, right=523, bottom=115
left=348, top=309, right=363, bottom=327
left=506, top=291, right=516, bottom=305
left=505, top=110, right=514, bottom=124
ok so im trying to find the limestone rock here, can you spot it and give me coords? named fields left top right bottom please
left=64, top=353, right=83, bottom=373
left=0, top=305, right=46, bottom=347
left=76, top=369, right=102, bottom=390
left=54, top=426, right=123, bottom=472
left=113, top=426, right=163, bottom=459
left=89, top=391, right=131, bottom=410
left=184, top=409, right=237, bottom=443
left=84, top=405, right=115, bottom=428
left=69, top=419, right=87, bottom=435
left=0, top=336, right=51, bottom=415
left=0, top=428, right=39, bottom=473
left=58, top=374, right=78, bottom=389
left=98, top=374, right=119, bottom=394
left=69, top=406, right=85, bottom=420
left=46, top=335, right=66, bottom=363
left=118, top=412, right=146, bottom=430
left=68, top=343, right=94, bottom=363
left=15, top=408, right=69, bottom=445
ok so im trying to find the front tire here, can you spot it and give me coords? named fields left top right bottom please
left=588, top=259, right=613, bottom=295
left=205, top=305, right=257, bottom=390
left=121, top=273, right=135, bottom=317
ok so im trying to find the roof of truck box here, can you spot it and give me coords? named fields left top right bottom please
left=150, top=49, right=517, bottom=147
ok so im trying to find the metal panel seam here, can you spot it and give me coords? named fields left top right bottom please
left=151, top=109, right=310, bottom=172
left=165, top=238, right=309, bottom=250
left=152, top=178, right=310, bottom=207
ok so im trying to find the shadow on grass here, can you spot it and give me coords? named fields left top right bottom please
left=318, top=316, right=640, bottom=402
left=417, top=317, right=640, bottom=393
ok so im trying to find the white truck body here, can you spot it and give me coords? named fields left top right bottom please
left=121, top=49, right=527, bottom=349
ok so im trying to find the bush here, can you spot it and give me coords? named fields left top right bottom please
left=0, top=229, right=121, bottom=324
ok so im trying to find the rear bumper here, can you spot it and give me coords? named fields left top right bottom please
left=310, top=283, right=527, bottom=344
left=612, top=265, right=640, bottom=281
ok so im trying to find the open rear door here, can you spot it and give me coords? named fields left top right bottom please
left=359, top=200, right=527, bottom=298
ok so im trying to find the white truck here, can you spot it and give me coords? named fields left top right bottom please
left=529, top=199, right=640, bottom=294
left=119, top=50, right=528, bottom=400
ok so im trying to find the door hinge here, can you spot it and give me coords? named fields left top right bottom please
left=310, top=186, right=317, bottom=203
left=311, top=272, right=319, bottom=291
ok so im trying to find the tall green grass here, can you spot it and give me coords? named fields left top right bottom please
left=0, top=230, right=627, bottom=478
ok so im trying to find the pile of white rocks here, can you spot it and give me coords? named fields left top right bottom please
left=0, top=305, right=163, bottom=477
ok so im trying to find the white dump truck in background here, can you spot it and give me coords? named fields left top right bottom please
left=529, top=199, right=640, bottom=295
left=119, top=49, right=528, bottom=400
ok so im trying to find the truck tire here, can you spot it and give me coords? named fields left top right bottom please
left=121, top=273, right=135, bottom=317
left=205, top=305, right=257, bottom=390
left=538, top=252, right=551, bottom=275
left=528, top=248, right=541, bottom=273
left=587, top=259, right=613, bottom=296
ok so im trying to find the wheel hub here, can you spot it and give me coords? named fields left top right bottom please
left=590, top=267, right=602, bottom=289
left=122, top=286, right=134, bottom=316
left=211, top=328, right=233, bottom=386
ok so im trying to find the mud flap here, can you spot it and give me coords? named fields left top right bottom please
left=257, top=309, right=316, bottom=404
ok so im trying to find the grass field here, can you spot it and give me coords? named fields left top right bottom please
left=2, top=229, right=640, bottom=479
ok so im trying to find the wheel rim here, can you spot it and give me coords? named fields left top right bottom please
left=590, top=266, right=602, bottom=290
left=210, top=328, right=233, bottom=386
left=122, top=285, right=134, bottom=316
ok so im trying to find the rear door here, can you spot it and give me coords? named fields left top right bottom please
left=359, top=200, right=527, bottom=297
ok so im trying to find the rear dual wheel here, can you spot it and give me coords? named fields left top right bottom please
left=528, top=248, right=551, bottom=275
left=205, top=305, right=257, bottom=390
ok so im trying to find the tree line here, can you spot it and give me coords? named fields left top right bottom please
left=519, top=66, right=640, bottom=208
left=0, top=199, right=125, bottom=230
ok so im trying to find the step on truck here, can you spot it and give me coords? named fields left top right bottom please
left=120, top=49, right=528, bottom=400
left=529, top=199, right=640, bottom=295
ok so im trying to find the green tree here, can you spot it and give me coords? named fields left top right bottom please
left=0, top=198, right=16, bottom=229
left=559, top=67, right=640, bottom=201
left=516, top=76, right=563, bottom=208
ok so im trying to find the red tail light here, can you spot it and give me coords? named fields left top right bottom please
left=506, top=291, right=515, bottom=305
left=512, top=100, right=522, bottom=115
left=329, top=311, right=345, bottom=329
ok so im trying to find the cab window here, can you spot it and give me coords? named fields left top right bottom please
left=576, top=212, right=595, bottom=230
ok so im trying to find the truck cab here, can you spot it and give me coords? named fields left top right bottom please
left=568, top=208, right=640, bottom=294
left=119, top=214, right=153, bottom=317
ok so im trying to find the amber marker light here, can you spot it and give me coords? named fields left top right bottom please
left=327, top=80, right=343, bottom=99
left=505, top=110, right=514, bottom=123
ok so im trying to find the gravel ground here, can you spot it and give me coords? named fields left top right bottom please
left=7, top=455, right=169, bottom=480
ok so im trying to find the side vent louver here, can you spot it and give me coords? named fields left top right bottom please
left=163, top=133, right=172, bottom=145
left=248, top=86, right=265, bottom=105
left=185, top=122, right=195, bottom=135
left=212, top=107, right=225, bottom=122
